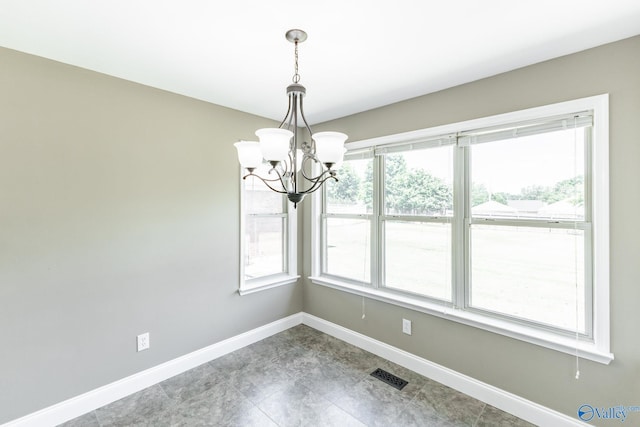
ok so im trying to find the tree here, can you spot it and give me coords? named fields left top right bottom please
left=491, top=192, right=509, bottom=205
left=327, top=163, right=361, bottom=204
left=471, top=182, right=490, bottom=207
left=399, top=169, right=452, bottom=214
left=519, top=185, right=547, bottom=201
left=362, top=160, right=374, bottom=212
left=384, top=154, right=409, bottom=213
left=547, top=176, right=584, bottom=204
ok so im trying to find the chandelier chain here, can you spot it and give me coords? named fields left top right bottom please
left=293, top=41, right=300, bottom=83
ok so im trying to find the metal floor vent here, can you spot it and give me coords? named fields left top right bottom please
left=370, top=368, right=408, bottom=390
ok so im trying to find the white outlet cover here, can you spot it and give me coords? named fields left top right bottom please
left=137, top=332, right=150, bottom=352
left=402, top=319, right=412, bottom=335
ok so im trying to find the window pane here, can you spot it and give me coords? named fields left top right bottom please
left=471, top=129, right=585, bottom=220
left=385, top=146, right=453, bottom=216
left=326, top=158, right=372, bottom=214
left=470, top=224, right=586, bottom=333
left=244, top=216, right=285, bottom=279
left=325, top=217, right=370, bottom=282
left=245, top=173, right=285, bottom=215
left=385, top=221, right=451, bottom=301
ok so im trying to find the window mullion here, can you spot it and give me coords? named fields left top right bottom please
left=373, top=154, right=384, bottom=289
left=454, top=143, right=468, bottom=309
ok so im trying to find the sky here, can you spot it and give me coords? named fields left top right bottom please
left=347, top=128, right=585, bottom=195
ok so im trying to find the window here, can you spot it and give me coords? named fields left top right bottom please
left=323, top=156, right=372, bottom=283
left=239, top=166, right=298, bottom=295
left=311, top=95, right=611, bottom=363
left=467, top=127, right=588, bottom=333
left=382, top=145, right=454, bottom=301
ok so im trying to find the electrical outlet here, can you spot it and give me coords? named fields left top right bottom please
left=402, top=318, right=412, bottom=335
left=137, top=332, right=150, bottom=352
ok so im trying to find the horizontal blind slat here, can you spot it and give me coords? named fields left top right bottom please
left=458, top=113, right=592, bottom=147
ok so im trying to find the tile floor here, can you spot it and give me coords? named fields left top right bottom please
left=59, top=325, right=536, bottom=426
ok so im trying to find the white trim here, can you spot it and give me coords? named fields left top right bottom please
left=238, top=274, right=300, bottom=296
left=590, top=94, right=611, bottom=361
left=346, top=94, right=606, bottom=151
left=2, top=313, right=303, bottom=427
left=301, top=313, right=587, bottom=427
left=4, top=312, right=589, bottom=427
left=310, top=276, right=613, bottom=364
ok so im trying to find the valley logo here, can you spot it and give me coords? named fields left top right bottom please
left=578, top=404, right=640, bottom=423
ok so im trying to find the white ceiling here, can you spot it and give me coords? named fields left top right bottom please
left=1, top=1, right=640, bottom=124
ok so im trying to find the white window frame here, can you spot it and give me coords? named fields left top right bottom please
left=310, top=94, right=612, bottom=364
left=238, top=170, right=299, bottom=295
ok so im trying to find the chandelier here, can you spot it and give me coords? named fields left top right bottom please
left=233, top=29, right=348, bottom=207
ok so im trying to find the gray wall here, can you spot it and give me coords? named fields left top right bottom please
left=304, top=35, right=640, bottom=423
left=0, top=47, right=302, bottom=424
left=2, top=34, right=638, bottom=426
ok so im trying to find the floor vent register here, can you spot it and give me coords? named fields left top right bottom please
left=370, top=368, right=408, bottom=390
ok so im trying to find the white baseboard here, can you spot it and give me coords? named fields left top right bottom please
left=4, top=311, right=583, bottom=427
left=3, top=313, right=303, bottom=427
left=301, top=313, right=585, bottom=427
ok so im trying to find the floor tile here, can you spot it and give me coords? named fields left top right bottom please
left=410, top=379, right=487, bottom=426
left=275, top=345, right=327, bottom=382
left=294, top=354, right=363, bottom=398
left=396, top=398, right=460, bottom=427
left=147, top=381, right=250, bottom=426
left=159, top=361, right=222, bottom=403
left=60, top=326, right=535, bottom=427
left=320, top=335, right=386, bottom=375
left=94, top=384, right=175, bottom=426
left=327, top=375, right=415, bottom=427
left=220, top=404, right=280, bottom=427
left=257, top=381, right=346, bottom=427
left=278, top=325, right=334, bottom=353
left=246, top=334, right=300, bottom=365
left=475, top=404, right=537, bottom=427
left=234, top=358, right=299, bottom=404
left=306, top=403, right=367, bottom=427
left=56, top=411, right=101, bottom=427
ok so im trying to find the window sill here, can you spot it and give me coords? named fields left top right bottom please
left=239, top=274, right=300, bottom=296
left=309, top=276, right=614, bottom=365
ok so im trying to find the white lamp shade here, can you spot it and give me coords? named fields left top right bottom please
left=313, top=131, right=347, bottom=165
left=332, top=147, right=349, bottom=170
left=256, top=128, right=293, bottom=162
left=234, top=141, right=262, bottom=169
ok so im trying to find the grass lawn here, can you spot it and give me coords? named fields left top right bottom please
left=325, top=220, right=586, bottom=333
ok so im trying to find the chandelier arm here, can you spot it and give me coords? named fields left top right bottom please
left=279, top=94, right=294, bottom=130
left=242, top=171, right=283, bottom=183
left=241, top=171, right=289, bottom=195
left=301, top=167, right=326, bottom=182
left=288, top=94, right=296, bottom=131
left=298, top=96, right=314, bottom=140
left=269, top=166, right=290, bottom=191
left=287, top=96, right=296, bottom=155
left=299, top=167, right=332, bottom=190
left=242, top=166, right=289, bottom=183
left=299, top=156, right=328, bottom=181
left=298, top=173, right=338, bottom=195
